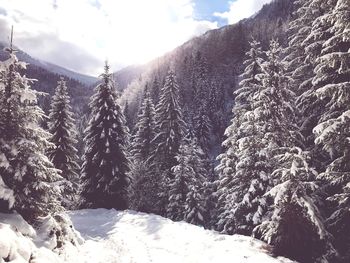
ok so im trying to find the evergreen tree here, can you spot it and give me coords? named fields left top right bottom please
left=129, top=160, right=158, bottom=213
left=0, top=45, right=62, bottom=222
left=208, top=79, right=218, bottom=116
left=242, top=39, right=303, bottom=231
left=150, top=76, right=161, bottom=105
left=167, top=139, right=206, bottom=226
left=296, top=0, right=336, bottom=170
left=215, top=40, right=265, bottom=234
left=130, top=86, right=158, bottom=213
left=131, top=87, right=156, bottom=163
left=190, top=52, right=212, bottom=154
left=255, top=147, right=335, bottom=263
left=48, top=77, right=80, bottom=208
left=152, top=69, right=185, bottom=214
left=123, top=101, right=132, bottom=130
left=153, top=70, right=185, bottom=173
left=217, top=40, right=304, bottom=236
left=185, top=183, right=205, bottom=226
left=81, top=62, right=130, bottom=210
left=167, top=144, right=191, bottom=221
left=285, top=0, right=314, bottom=97
left=183, top=139, right=207, bottom=226
left=194, top=105, right=212, bottom=154
left=312, top=0, right=350, bottom=260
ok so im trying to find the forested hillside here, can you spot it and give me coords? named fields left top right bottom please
left=0, top=0, right=349, bottom=262
left=118, top=0, right=295, bottom=162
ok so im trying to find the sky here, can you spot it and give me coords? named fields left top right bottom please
left=0, top=0, right=272, bottom=76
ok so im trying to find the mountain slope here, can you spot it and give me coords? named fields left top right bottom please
left=116, top=0, right=294, bottom=92
left=117, top=0, right=295, bottom=159
left=0, top=42, right=98, bottom=86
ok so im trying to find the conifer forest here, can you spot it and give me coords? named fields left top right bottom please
left=0, top=0, right=349, bottom=262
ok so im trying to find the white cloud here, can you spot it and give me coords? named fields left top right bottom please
left=0, top=0, right=218, bottom=75
left=214, top=0, right=272, bottom=24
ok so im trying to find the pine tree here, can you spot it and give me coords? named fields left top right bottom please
left=152, top=69, right=185, bottom=214
left=296, top=0, right=337, bottom=171
left=129, top=160, right=159, bottom=213
left=192, top=51, right=210, bottom=106
left=150, top=76, right=161, bottom=105
left=285, top=0, right=314, bottom=97
left=167, top=139, right=206, bottom=225
left=257, top=40, right=301, bottom=149
left=48, top=77, right=80, bottom=208
left=131, top=87, right=156, bottom=163
left=130, top=86, right=158, bottom=213
left=207, top=79, right=219, bottom=129
left=0, top=45, right=62, bottom=222
left=312, top=0, right=350, bottom=260
left=183, top=139, right=207, bottom=226
left=167, top=144, right=191, bottom=221
left=194, top=105, right=212, bottom=154
left=243, top=39, right=304, bottom=230
left=189, top=52, right=212, bottom=154
left=153, top=70, right=185, bottom=173
left=185, top=183, right=205, bottom=226
left=255, top=147, right=336, bottom=263
left=215, top=40, right=265, bottom=234
left=81, top=62, right=130, bottom=210
left=123, top=101, right=132, bottom=130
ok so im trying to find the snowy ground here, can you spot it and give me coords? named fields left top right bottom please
left=62, top=209, right=294, bottom=263
left=0, top=209, right=295, bottom=262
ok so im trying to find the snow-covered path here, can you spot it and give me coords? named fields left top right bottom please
left=63, top=209, right=294, bottom=263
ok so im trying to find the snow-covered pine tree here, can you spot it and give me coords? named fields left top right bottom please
left=215, top=40, right=265, bottom=234
left=81, top=62, right=130, bottom=210
left=207, top=79, right=220, bottom=133
left=150, top=76, right=161, bottom=105
left=185, top=183, right=206, bottom=226
left=257, top=40, right=301, bottom=149
left=153, top=70, right=185, bottom=172
left=123, top=101, right=132, bottom=130
left=167, top=138, right=207, bottom=225
left=130, top=86, right=159, bottom=213
left=48, top=77, right=80, bottom=209
left=167, top=143, right=192, bottom=221
left=296, top=0, right=336, bottom=170
left=242, top=39, right=304, bottom=230
left=129, top=160, right=156, bottom=213
left=190, top=52, right=212, bottom=154
left=192, top=51, right=210, bottom=106
left=194, top=105, right=212, bottom=154
left=284, top=0, right=314, bottom=97
left=152, top=69, right=185, bottom=214
left=0, top=45, right=62, bottom=222
left=304, top=0, right=336, bottom=62
left=183, top=139, right=207, bottom=226
left=255, top=147, right=336, bottom=263
left=131, top=86, right=156, bottom=163
left=312, top=0, right=350, bottom=260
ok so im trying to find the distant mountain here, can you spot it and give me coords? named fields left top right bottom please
left=0, top=42, right=98, bottom=86
left=0, top=42, right=95, bottom=112
left=30, top=60, right=98, bottom=86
